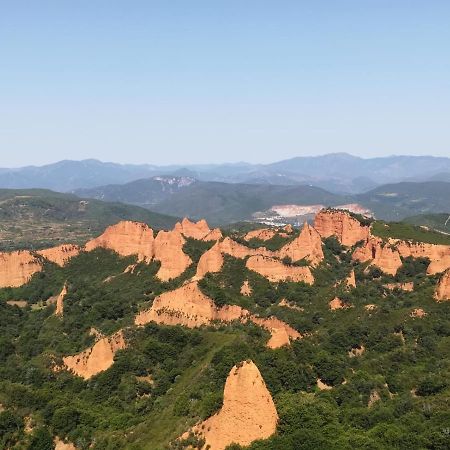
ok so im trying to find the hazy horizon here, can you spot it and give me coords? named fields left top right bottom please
left=2, top=1, right=450, bottom=166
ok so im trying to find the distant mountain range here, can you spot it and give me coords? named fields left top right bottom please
left=1, top=153, right=450, bottom=194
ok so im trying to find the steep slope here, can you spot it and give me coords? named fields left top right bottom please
left=185, top=360, right=278, bottom=450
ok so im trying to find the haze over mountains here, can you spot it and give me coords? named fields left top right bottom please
left=2, top=153, right=450, bottom=194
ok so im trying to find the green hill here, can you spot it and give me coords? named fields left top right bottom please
left=0, top=189, right=178, bottom=251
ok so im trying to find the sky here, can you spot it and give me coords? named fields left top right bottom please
left=1, top=0, right=449, bottom=167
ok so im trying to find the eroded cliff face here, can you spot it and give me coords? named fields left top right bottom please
left=186, top=360, right=278, bottom=450
left=174, top=218, right=221, bottom=241
left=352, top=238, right=402, bottom=276
left=246, top=255, right=314, bottom=284
left=345, top=270, right=356, bottom=288
left=85, top=221, right=154, bottom=262
left=55, top=283, right=67, bottom=316
left=277, top=222, right=324, bottom=266
left=38, top=244, right=81, bottom=266
left=195, top=242, right=224, bottom=279
left=219, top=237, right=272, bottom=259
left=135, top=281, right=247, bottom=328
left=62, top=330, right=126, bottom=379
left=250, top=316, right=302, bottom=349
left=244, top=228, right=277, bottom=241
left=240, top=280, right=252, bottom=296
left=0, top=251, right=42, bottom=288
left=135, top=282, right=300, bottom=349
left=435, top=269, right=450, bottom=301
left=153, top=230, right=192, bottom=280
left=394, top=241, right=450, bottom=275
left=314, top=209, right=370, bottom=246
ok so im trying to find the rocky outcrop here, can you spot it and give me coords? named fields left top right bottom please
left=246, top=255, right=314, bottom=284
left=219, top=237, right=272, bottom=259
left=434, top=269, right=450, bottom=301
left=85, top=221, right=154, bottom=262
left=0, top=251, right=42, bottom=288
left=410, top=308, right=427, bottom=318
left=278, top=299, right=304, bottom=311
left=174, top=218, right=220, bottom=241
left=314, top=209, right=370, bottom=246
left=135, top=282, right=300, bottom=349
left=135, top=282, right=247, bottom=328
left=153, top=230, right=192, bottom=280
left=244, top=228, right=277, bottom=241
left=250, top=316, right=301, bottom=349
left=277, top=222, right=324, bottom=266
left=384, top=282, right=414, bottom=292
left=345, top=270, right=356, bottom=288
left=186, top=360, right=278, bottom=450
left=55, top=283, right=67, bottom=316
left=240, top=280, right=252, bottom=296
left=38, top=244, right=81, bottom=266
left=394, top=241, right=450, bottom=275
left=203, top=228, right=223, bottom=241
left=348, top=345, right=365, bottom=358
left=329, top=297, right=347, bottom=310
left=195, top=242, right=223, bottom=279
left=62, top=330, right=126, bottom=379
left=54, top=438, right=77, bottom=450
left=353, top=237, right=402, bottom=276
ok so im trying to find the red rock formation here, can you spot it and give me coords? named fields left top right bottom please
left=202, top=228, right=223, bottom=241
left=135, top=282, right=300, bottom=349
left=384, top=282, right=414, bottom=292
left=244, top=228, right=277, bottom=241
left=250, top=316, right=301, bottom=349
left=345, top=270, right=356, bottom=288
left=62, top=330, right=126, bottom=379
left=38, top=244, right=81, bottom=266
left=85, top=221, right=154, bottom=262
left=317, top=379, right=333, bottom=390
left=394, top=240, right=450, bottom=275
left=329, top=297, right=347, bottom=310
left=277, top=222, right=324, bottom=266
left=410, top=308, right=427, bottom=318
left=187, top=360, right=278, bottom=450
left=353, top=237, right=402, bottom=276
left=174, top=218, right=213, bottom=240
left=278, top=299, right=304, bottom=311
left=314, top=209, right=370, bottom=246
left=246, top=255, right=314, bottom=284
left=348, top=345, right=365, bottom=358
left=240, top=280, right=252, bottom=296
left=55, top=283, right=67, bottom=316
left=0, top=251, right=42, bottom=288
left=153, top=230, right=192, bottom=280
left=219, top=237, right=272, bottom=259
left=54, top=438, right=77, bottom=450
left=195, top=242, right=223, bottom=279
left=135, top=282, right=247, bottom=328
left=434, top=269, right=450, bottom=301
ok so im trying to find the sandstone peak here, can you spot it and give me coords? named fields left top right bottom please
left=195, top=242, right=224, bottom=279
left=55, top=283, right=68, bottom=316
left=62, top=330, right=126, bottom=379
left=240, top=280, right=252, bottom=296
left=277, top=222, right=324, bottom=266
left=244, top=227, right=277, bottom=241
left=246, top=255, right=314, bottom=284
left=434, top=269, right=450, bottom=301
left=0, top=250, right=43, bottom=288
left=187, top=360, right=278, bottom=450
left=153, top=230, right=192, bottom=280
left=314, top=209, right=370, bottom=246
left=85, top=221, right=154, bottom=262
left=329, top=297, right=347, bottom=310
left=219, top=237, right=272, bottom=259
left=175, top=217, right=214, bottom=240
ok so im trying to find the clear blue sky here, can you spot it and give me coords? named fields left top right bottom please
left=1, top=0, right=449, bottom=167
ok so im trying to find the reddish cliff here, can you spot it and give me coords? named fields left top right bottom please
left=250, top=316, right=302, bottom=349
left=55, top=283, right=67, bottom=316
left=153, top=230, right=192, bottom=281
left=62, top=330, right=126, bottom=379
left=195, top=242, right=223, bottom=279
left=85, top=221, right=154, bottom=261
left=353, top=237, right=402, bottom=276
left=174, top=218, right=215, bottom=240
left=0, top=251, right=42, bottom=288
left=246, top=255, right=314, bottom=284
left=434, top=269, right=450, bottom=301
left=244, top=228, right=277, bottom=241
left=314, top=209, right=370, bottom=246
left=345, top=270, right=356, bottom=288
left=219, top=237, right=272, bottom=259
left=38, top=244, right=81, bottom=266
left=277, top=222, right=324, bottom=266
left=186, top=360, right=278, bottom=450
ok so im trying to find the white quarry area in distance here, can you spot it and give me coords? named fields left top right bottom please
left=252, top=203, right=373, bottom=226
